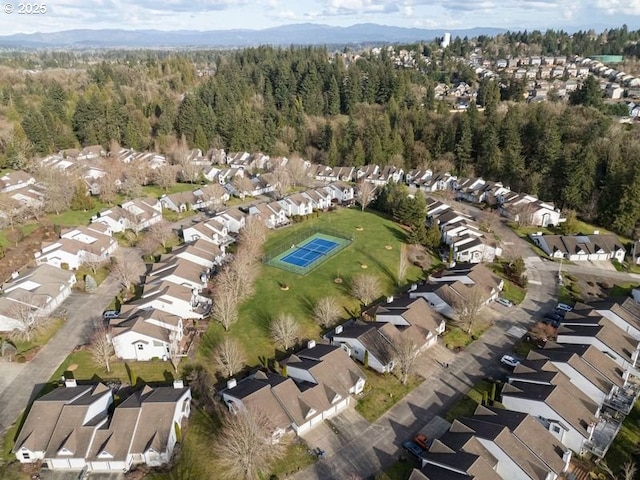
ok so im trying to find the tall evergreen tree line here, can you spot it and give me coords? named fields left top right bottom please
left=1, top=46, right=640, bottom=236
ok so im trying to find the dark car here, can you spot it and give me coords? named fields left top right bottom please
left=553, top=308, right=567, bottom=318
left=102, top=310, right=120, bottom=320
left=542, top=314, right=561, bottom=328
left=402, top=440, right=425, bottom=458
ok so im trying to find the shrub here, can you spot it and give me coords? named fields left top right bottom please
left=569, top=283, right=582, bottom=294
left=16, top=355, right=26, bottom=363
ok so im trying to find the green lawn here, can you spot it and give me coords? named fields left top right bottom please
left=0, top=223, right=39, bottom=249
left=501, top=279, right=526, bottom=304
left=356, top=369, right=422, bottom=422
left=9, top=317, right=66, bottom=357
left=444, top=380, right=499, bottom=422
left=261, top=442, right=316, bottom=479
left=162, top=208, right=197, bottom=223
left=441, top=317, right=493, bottom=351
left=202, top=208, right=424, bottom=367
left=142, top=183, right=198, bottom=199
left=50, top=350, right=175, bottom=384
left=609, top=282, right=640, bottom=298
left=605, top=400, right=640, bottom=471
left=384, top=459, right=415, bottom=480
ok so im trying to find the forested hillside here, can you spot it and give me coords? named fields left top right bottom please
left=1, top=38, right=640, bottom=236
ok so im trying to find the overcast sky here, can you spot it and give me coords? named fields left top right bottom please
left=1, top=0, right=638, bottom=35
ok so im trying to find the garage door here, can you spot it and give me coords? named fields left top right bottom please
left=322, top=406, right=337, bottom=419
left=335, top=399, right=348, bottom=411
left=69, top=458, right=86, bottom=469
left=90, top=461, right=111, bottom=471
left=50, top=459, right=71, bottom=469
left=310, top=414, right=323, bottom=426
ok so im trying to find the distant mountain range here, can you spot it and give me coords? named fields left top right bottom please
left=0, top=23, right=507, bottom=49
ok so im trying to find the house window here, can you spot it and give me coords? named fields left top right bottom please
left=552, top=425, right=561, bottom=434
left=137, top=344, right=144, bottom=350
left=153, top=341, right=163, bottom=347
left=22, top=452, right=30, bottom=460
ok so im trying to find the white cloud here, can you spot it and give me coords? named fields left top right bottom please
left=595, top=0, right=640, bottom=15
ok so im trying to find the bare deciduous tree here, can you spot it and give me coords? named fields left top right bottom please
left=285, top=155, right=310, bottom=187
left=8, top=295, right=48, bottom=342
left=271, top=163, right=291, bottom=199
left=448, top=288, right=485, bottom=335
left=0, top=194, right=25, bottom=230
left=514, top=202, right=536, bottom=227
left=121, top=209, right=145, bottom=241
left=392, top=335, right=421, bottom=385
left=152, top=164, right=178, bottom=191
left=238, top=217, right=267, bottom=261
left=121, top=164, right=146, bottom=199
left=350, top=274, right=382, bottom=306
left=529, top=322, right=558, bottom=343
left=39, top=168, right=75, bottom=215
left=89, top=323, right=114, bottom=373
left=211, top=284, right=239, bottom=331
left=168, top=333, right=181, bottom=373
left=397, top=244, right=409, bottom=287
left=111, top=259, right=139, bottom=293
left=356, top=181, right=376, bottom=211
left=148, top=220, right=177, bottom=251
left=0, top=339, right=17, bottom=361
left=82, top=256, right=108, bottom=275
left=199, top=183, right=227, bottom=213
left=233, top=175, right=254, bottom=199
left=312, top=296, right=342, bottom=328
left=212, top=338, right=246, bottom=378
left=213, top=407, right=286, bottom=480
left=269, top=313, right=300, bottom=351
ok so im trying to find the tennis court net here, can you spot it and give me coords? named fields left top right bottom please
left=297, top=244, right=331, bottom=256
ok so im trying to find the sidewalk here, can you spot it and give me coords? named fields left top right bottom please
left=0, top=247, right=145, bottom=435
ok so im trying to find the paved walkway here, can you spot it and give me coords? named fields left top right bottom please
left=0, top=247, right=145, bottom=435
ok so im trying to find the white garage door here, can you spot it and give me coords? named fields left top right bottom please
left=335, top=399, right=348, bottom=411
left=310, top=414, right=323, bottom=426
left=322, top=406, right=337, bottom=419
left=109, top=461, right=127, bottom=471
left=50, top=458, right=71, bottom=469
left=90, top=461, right=111, bottom=471
left=69, top=458, right=86, bottom=469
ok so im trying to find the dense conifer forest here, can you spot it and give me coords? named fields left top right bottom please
left=1, top=27, right=640, bottom=235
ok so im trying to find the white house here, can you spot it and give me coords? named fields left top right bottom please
left=14, top=380, right=191, bottom=473
left=279, top=193, right=314, bottom=217
left=223, top=343, right=365, bottom=437
left=501, top=371, right=600, bottom=455
left=302, top=189, right=331, bottom=210
left=530, top=233, right=626, bottom=262
left=0, top=265, right=76, bottom=332
left=0, top=171, right=36, bottom=193
left=146, top=257, right=209, bottom=293
left=93, top=198, right=163, bottom=234
left=590, top=298, right=640, bottom=340
left=323, top=182, right=354, bottom=204
left=215, top=208, right=246, bottom=234
left=499, top=193, right=563, bottom=227
left=171, top=239, right=226, bottom=269
left=129, top=281, right=210, bottom=319
left=181, top=218, right=233, bottom=246
left=248, top=202, right=289, bottom=229
left=34, top=224, right=118, bottom=270
left=110, top=307, right=183, bottom=361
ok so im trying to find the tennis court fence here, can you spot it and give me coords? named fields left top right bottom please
left=262, top=226, right=353, bottom=275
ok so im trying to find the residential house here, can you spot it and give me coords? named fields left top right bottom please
left=14, top=380, right=191, bottom=472
left=302, top=189, right=331, bottom=210
left=145, top=257, right=209, bottom=293
left=279, top=193, right=314, bottom=217
left=413, top=405, right=570, bottom=480
left=215, top=208, right=247, bottom=234
left=590, top=298, right=640, bottom=340
left=181, top=218, right=233, bottom=246
left=499, top=193, right=562, bottom=227
left=0, top=265, right=76, bottom=332
left=530, top=233, right=626, bottom=262
left=192, top=184, right=230, bottom=211
left=0, top=171, right=36, bottom=193
left=171, top=239, right=226, bottom=269
left=110, top=307, right=183, bottom=361
left=410, top=263, right=503, bottom=319
left=501, top=369, right=602, bottom=455
left=248, top=202, right=289, bottom=229
left=34, top=224, right=118, bottom=270
left=93, top=198, right=163, bottom=234
left=249, top=173, right=277, bottom=196
left=223, top=343, right=365, bottom=436
left=555, top=317, right=640, bottom=371
left=128, top=281, right=210, bottom=319
left=160, top=191, right=198, bottom=213
left=323, top=181, right=355, bottom=204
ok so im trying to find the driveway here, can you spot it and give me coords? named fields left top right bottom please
left=0, top=247, right=146, bottom=435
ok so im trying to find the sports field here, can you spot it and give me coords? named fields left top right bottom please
left=266, top=231, right=351, bottom=274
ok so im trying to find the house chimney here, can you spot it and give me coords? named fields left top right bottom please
left=64, top=378, right=77, bottom=388
left=409, top=284, right=417, bottom=292
left=593, top=229, right=600, bottom=235
left=307, top=340, right=316, bottom=349
left=335, top=325, right=343, bottom=335
left=173, top=379, right=184, bottom=389
left=386, top=296, right=394, bottom=304
left=11, top=271, right=19, bottom=280
left=227, top=378, right=237, bottom=389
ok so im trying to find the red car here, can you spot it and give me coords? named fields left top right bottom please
left=414, top=434, right=429, bottom=450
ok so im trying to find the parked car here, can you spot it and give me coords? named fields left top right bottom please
left=556, top=303, right=573, bottom=312
left=500, top=354, right=520, bottom=368
left=414, top=434, right=429, bottom=450
left=496, top=297, right=514, bottom=307
left=102, top=310, right=120, bottom=320
left=553, top=308, right=567, bottom=318
left=403, top=441, right=425, bottom=459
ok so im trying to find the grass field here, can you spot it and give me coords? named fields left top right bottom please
left=356, top=370, right=422, bottom=422
left=201, top=208, right=424, bottom=367
left=605, top=400, right=640, bottom=472
left=444, top=380, right=498, bottom=421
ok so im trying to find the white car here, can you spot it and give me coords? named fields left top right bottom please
left=556, top=303, right=573, bottom=312
left=500, top=355, right=520, bottom=368
left=496, top=297, right=513, bottom=307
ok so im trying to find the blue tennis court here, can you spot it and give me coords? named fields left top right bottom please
left=281, top=237, right=340, bottom=268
